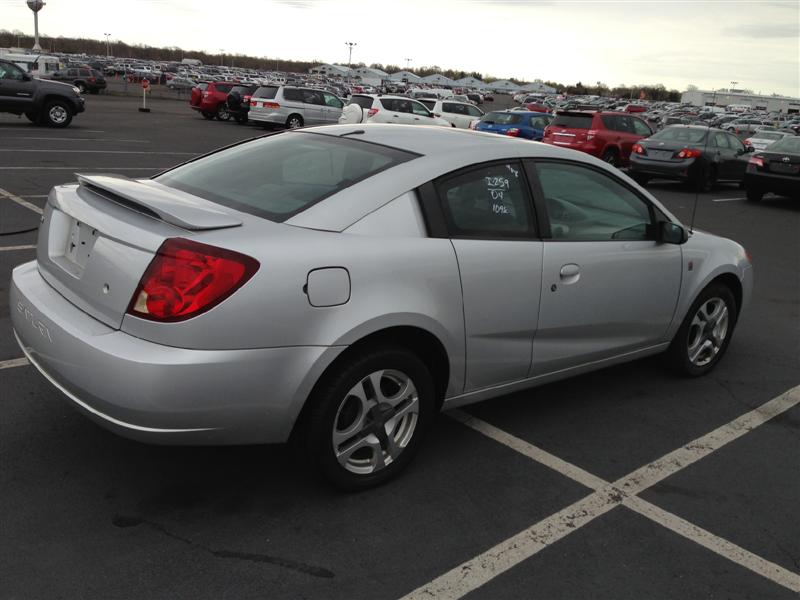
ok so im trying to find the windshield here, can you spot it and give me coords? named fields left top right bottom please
left=551, top=114, right=594, bottom=129
left=482, top=112, right=521, bottom=125
left=766, top=136, right=800, bottom=153
left=253, top=86, right=278, bottom=99
left=650, top=127, right=708, bottom=144
left=156, top=132, right=418, bottom=222
left=753, top=132, right=782, bottom=141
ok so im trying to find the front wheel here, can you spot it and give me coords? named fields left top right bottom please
left=746, top=188, right=764, bottom=202
left=24, top=111, right=39, bottom=123
left=286, top=114, right=303, bottom=129
left=216, top=105, right=231, bottom=121
left=201, top=111, right=214, bottom=120
left=42, top=100, right=73, bottom=128
left=601, top=148, right=619, bottom=167
left=300, top=346, right=435, bottom=491
left=666, top=284, right=737, bottom=376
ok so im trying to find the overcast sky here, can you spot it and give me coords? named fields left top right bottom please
left=2, top=0, right=798, bottom=95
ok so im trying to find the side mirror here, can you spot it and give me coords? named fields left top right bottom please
left=659, top=221, right=688, bottom=245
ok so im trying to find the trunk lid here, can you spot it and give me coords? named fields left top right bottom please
left=760, top=151, right=800, bottom=176
left=546, top=112, right=595, bottom=146
left=37, top=175, right=242, bottom=330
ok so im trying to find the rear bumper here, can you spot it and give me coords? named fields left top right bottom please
left=247, top=108, right=287, bottom=124
left=11, top=261, right=343, bottom=445
left=629, top=156, right=696, bottom=180
left=744, top=172, right=800, bottom=197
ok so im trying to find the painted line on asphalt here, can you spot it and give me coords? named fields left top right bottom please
left=0, top=186, right=44, bottom=215
left=713, top=197, right=746, bottom=202
left=0, top=149, right=195, bottom=155
left=402, top=385, right=800, bottom=599
left=0, top=357, right=29, bottom=370
left=0, top=127, right=105, bottom=133
left=5, top=137, right=149, bottom=143
left=0, top=245, right=36, bottom=252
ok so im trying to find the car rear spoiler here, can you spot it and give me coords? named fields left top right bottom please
left=75, top=173, right=242, bottom=230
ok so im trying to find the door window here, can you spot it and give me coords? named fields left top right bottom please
left=467, top=105, right=484, bottom=117
left=322, top=92, right=343, bottom=108
left=436, top=161, right=535, bottom=238
left=632, top=118, right=652, bottom=136
left=282, top=88, right=304, bottom=102
left=712, top=132, right=730, bottom=149
left=302, top=89, right=324, bottom=105
left=534, top=162, right=653, bottom=241
left=0, top=62, right=25, bottom=80
left=726, top=134, right=746, bottom=152
left=410, top=101, right=432, bottom=117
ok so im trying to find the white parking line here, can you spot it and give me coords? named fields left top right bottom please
left=0, top=186, right=43, bottom=215
left=0, top=149, right=195, bottom=155
left=0, top=245, right=36, bottom=252
left=402, top=385, right=800, bottom=599
left=0, top=357, right=29, bottom=370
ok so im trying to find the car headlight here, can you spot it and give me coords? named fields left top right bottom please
left=72, top=86, right=81, bottom=95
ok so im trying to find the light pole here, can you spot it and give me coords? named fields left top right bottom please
left=26, top=0, right=45, bottom=51
left=405, top=57, right=412, bottom=70
left=219, top=49, right=224, bottom=67
left=345, top=41, right=356, bottom=82
left=104, top=33, right=111, bottom=58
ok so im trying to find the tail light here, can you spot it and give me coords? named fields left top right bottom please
left=675, top=148, right=702, bottom=159
left=632, top=143, right=646, bottom=155
left=202, top=91, right=210, bottom=98
left=587, top=129, right=598, bottom=141
left=506, top=128, right=520, bottom=137
left=263, top=102, right=280, bottom=109
left=743, top=139, right=752, bottom=146
left=250, top=100, right=257, bottom=106
left=367, top=108, right=379, bottom=118
left=88, top=77, right=96, bottom=83
left=749, top=155, right=764, bottom=168
left=128, top=238, right=259, bottom=322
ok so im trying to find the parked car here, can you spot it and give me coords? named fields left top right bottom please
left=338, top=94, right=450, bottom=127
left=226, top=84, right=257, bottom=124
left=10, top=125, right=752, bottom=490
left=743, top=130, right=793, bottom=152
left=725, top=118, right=769, bottom=137
left=249, top=85, right=344, bottom=128
left=624, top=104, right=647, bottom=113
left=50, top=67, right=107, bottom=94
left=189, top=81, right=237, bottom=120
left=744, top=135, right=800, bottom=201
left=0, top=58, right=85, bottom=127
left=542, top=111, right=653, bottom=166
left=628, top=126, right=752, bottom=191
left=466, top=93, right=484, bottom=105
left=429, top=100, right=485, bottom=129
left=475, top=110, right=552, bottom=140
left=167, top=76, right=197, bottom=91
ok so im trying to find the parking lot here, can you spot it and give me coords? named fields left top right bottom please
left=1, top=95, right=798, bottom=599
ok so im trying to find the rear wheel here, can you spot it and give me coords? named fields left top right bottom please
left=666, top=283, right=737, bottom=376
left=216, top=105, right=231, bottom=121
left=694, top=164, right=716, bottom=193
left=286, top=114, right=303, bottom=129
left=300, top=346, right=435, bottom=491
left=42, top=100, right=73, bottom=128
left=746, top=188, right=764, bottom=202
left=601, top=148, right=619, bottom=167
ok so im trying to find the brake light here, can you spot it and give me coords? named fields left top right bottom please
left=128, top=238, right=259, bottom=322
left=250, top=100, right=257, bottom=106
left=632, top=143, right=646, bottom=155
left=675, top=148, right=702, bottom=159
left=263, top=102, right=280, bottom=109
left=88, top=77, right=96, bottom=83
left=367, top=108, right=379, bottom=117
left=506, top=128, right=520, bottom=137
left=748, top=155, right=764, bottom=168
left=587, top=129, right=598, bottom=141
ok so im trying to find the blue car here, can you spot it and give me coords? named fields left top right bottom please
left=475, top=110, right=553, bottom=140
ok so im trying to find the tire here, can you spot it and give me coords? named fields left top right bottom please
left=746, top=188, right=764, bottom=202
left=216, top=105, right=231, bottom=121
left=694, top=164, right=716, bottom=193
left=300, top=346, right=435, bottom=491
left=42, top=100, right=73, bottom=128
left=631, top=173, right=650, bottom=186
left=201, top=111, right=214, bottom=120
left=601, top=148, right=619, bottom=167
left=286, top=114, right=303, bottom=129
left=666, top=283, right=738, bottom=377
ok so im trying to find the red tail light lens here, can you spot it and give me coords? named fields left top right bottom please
left=632, top=143, right=646, bottom=155
left=88, top=77, right=96, bottom=83
left=367, top=108, right=379, bottom=117
left=506, top=128, right=520, bottom=137
left=675, top=148, right=702, bottom=159
left=250, top=100, right=257, bottom=106
left=263, top=102, right=280, bottom=109
left=749, top=155, right=764, bottom=168
left=743, top=139, right=752, bottom=146
left=128, top=238, right=259, bottom=322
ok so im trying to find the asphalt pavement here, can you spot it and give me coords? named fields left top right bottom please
left=1, top=95, right=798, bottom=600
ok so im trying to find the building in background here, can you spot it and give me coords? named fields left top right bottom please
left=682, top=89, right=800, bottom=114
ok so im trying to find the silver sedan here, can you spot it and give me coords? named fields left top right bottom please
left=11, top=125, right=753, bottom=490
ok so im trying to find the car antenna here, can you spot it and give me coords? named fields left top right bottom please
left=688, top=123, right=712, bottom=234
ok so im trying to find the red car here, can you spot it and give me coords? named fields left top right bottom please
left=542, top=111, right=653, bottom=166
left=190, top=81, right=236, bottom=121
left=624, top=104, right=648, bottom=113
left=524, top=102, right=550, bottom=113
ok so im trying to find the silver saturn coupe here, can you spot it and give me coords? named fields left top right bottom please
left=11, top=125, right=753, bottom=490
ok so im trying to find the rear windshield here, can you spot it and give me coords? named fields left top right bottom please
left=155, top=132, right=418, bottom=222
left=213, top=84, right=233, bottom=94
left=650, top=127, right=708, bottom=144
left=754, top=132, right=782, bottom=141
left=230, top=86, right=253, bottom=95
left=551, top=114, right=594, bottom=129
left=253, top=86, right=278, bottom=99
left=196, top=83, right=208, bottom=91
left=349, top=95, right=374, bottom=109
left=482, top=112, right=521, bottom=125
left=766, top=136, right=800, bottom=153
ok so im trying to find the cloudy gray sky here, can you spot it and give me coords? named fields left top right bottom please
left=2, top=0, right=798, bottom=95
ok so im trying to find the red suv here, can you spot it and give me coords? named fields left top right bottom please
left=190, top=81, right=236, bottom=120
left=542, top=111, right=653, bottom=166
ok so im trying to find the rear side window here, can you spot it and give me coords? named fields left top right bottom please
left=156, top=132, right=418, bottom=222
left=442, top=102, right=465, bottom=115
left=283, top=88, right=304, bottom=101
left=349, top=95, right=374, bottom=109
left=214, top=84, right=232, bottom=94
left=253, top=86, right=278, bottom=99
left=436, top=161, right=535, bottom=238
left=551, top=114, right=593, bottom=129
left=529, top=115, right=551, bottom=129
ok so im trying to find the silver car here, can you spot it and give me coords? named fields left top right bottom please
left=248, top=85, right=344, bottom=129
left=11, top=125, right=753, bottom=490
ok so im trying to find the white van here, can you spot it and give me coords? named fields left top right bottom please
left=728, top=104, right=751, bottom=113
left=0, top=52, right=61, bottom=77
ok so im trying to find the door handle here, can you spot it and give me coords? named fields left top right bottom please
left=560, top=264, right=580, bottom=278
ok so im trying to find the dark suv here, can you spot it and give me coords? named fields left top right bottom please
left=542, top=111, right=653, bottom=166
left=226, top=84, right=257, bottom=124
left=0, top=58, right=85, bottom=127
left=50, top=67, right=107, bottom=94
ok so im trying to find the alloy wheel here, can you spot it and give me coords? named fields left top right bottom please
left=48, top=105, right=68, bottom=125
left=686, top=297, right=729, bottom=367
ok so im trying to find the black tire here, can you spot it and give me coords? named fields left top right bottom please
left=216, top=105, right=231, bottom=121
left=42, top=100, right=73, bottom=128
left=300, top=346, right=435, bottom=491
left=746, top=188, right=764, bottom=202
left=694, top=164, right=716, bottom=193
left=666, top=283, right=738, bottom=377
left=286, top=114, right=303, bottom=129
left=201, top=111, right=214, bottom=120
left=631, top=173, right=650, bottom=186
left=601, top=147, right=619, bottom=167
